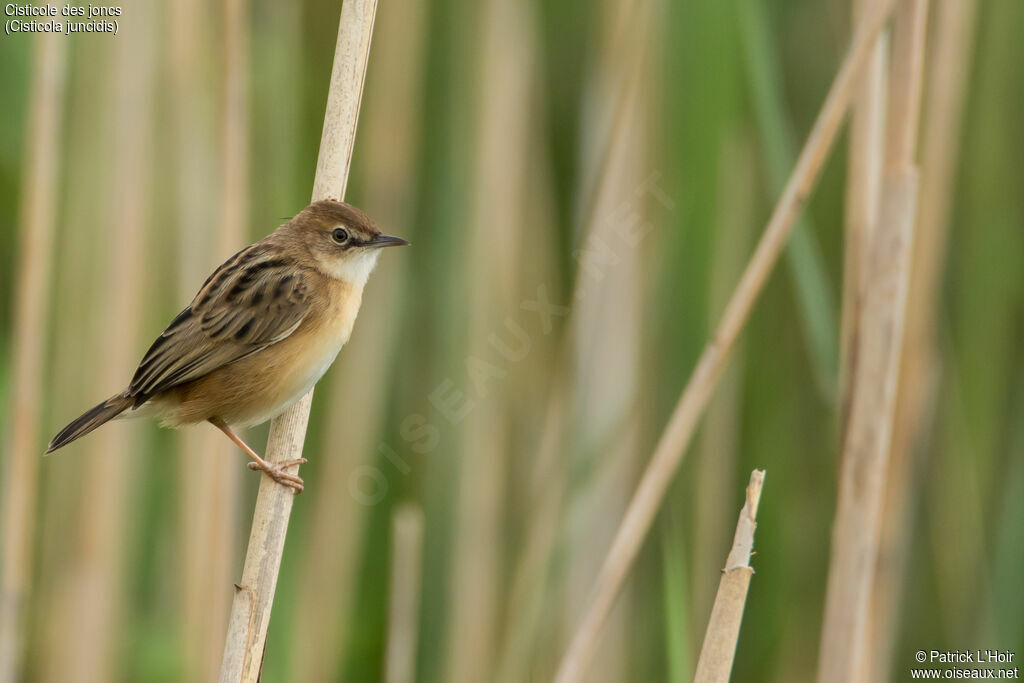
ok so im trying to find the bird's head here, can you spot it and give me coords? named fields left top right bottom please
left=284, top=199, right=408, bottom=286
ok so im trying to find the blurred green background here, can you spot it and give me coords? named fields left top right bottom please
left=0, top=0, right=1022, bottom=681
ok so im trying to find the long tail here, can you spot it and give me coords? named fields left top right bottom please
left=46, top=391, right=134, bottom=454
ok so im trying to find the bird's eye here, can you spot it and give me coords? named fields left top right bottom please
left=331, top=227, right=350, bottom=245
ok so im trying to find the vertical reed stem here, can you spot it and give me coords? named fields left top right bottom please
left=867, top=0, right=977, bottom=676
left=0, top=33, right=66, bottom=683
left=170, top=0, right=227, bottom=678
left=839, top=0, right=888, bottom=433
left=816, top=0, right=928, bottom=680
left=217, top=2, right=378, bottom=681
left=51, top=8, right=156, bottom=678
left=385, top=505, right=425, bottom=683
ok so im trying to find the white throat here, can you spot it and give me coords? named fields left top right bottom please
left=328, top=249, right=382, bottom=288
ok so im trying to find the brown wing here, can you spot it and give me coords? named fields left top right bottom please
left=128, top=244, right=311, bottom=404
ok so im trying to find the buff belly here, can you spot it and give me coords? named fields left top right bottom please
left=147, top=284, right=360, bottom=428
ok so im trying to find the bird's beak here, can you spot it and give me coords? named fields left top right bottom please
left=369, top=233, right=410, bottom=248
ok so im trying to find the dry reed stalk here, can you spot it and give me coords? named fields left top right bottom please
left=815, top=1, right=928, bottom=679
left=168, top=0, right=233, bottom=679
left=385, top=504, right=425, bottom=683
left=217, top=1, right=378, bottom=680
left=865, top=0, right=977, bottom=676
left=33, top=45, right=108, bottom=683
left=838, top=34, right=890, bottom=672
left=443, top=0, right=533, bottom=679
left=287, top=0, right=423, bottom=678
left=815, top=174, right=919, bottom=682
left=839, top=0, right=889, bottom=434
left=494, top=6, right=652, bottom=679
left=693, top=470, right=766, bottom=683
left=48, top=8, right=156, bottom=680
left=494, top=384, right=568, bottom=683
left=552, top=1, right=901, bottom=679
left=884, top=0, right=928, bottom=172
left=0, top=33, right=66, bottom=683
left=693, top=135, right=756, bottom=623
left=180, top=420, right=237, bottom=682
left=177, top=0, right=248, bottom=677
left=221, top=0, right=250, bottom=249
left=564, top=0, right=655, bottom=679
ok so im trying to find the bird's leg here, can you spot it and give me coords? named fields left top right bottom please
left=209, top=418, right=307, bottom=493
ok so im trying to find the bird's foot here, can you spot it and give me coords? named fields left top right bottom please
left=208, top=418, right=308, bottom=493
left=247, top=458, right=307, bottom=493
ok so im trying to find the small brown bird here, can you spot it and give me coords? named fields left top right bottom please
left=47, top=199, right=406, bottom=492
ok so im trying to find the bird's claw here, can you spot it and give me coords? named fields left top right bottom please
left=246, top=458, right=308, bottom=493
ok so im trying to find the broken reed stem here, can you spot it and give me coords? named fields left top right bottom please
left=385, top=505, right=425, bottom=683
left=816, top=0, right=928, bottom=680
left=551, top=1, right=900, bottom=680
left=693, top=470, right=766, bottom=683
left=0, top=34, right=66, bottom=683
left=217, top=2, right=378, bottom=681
